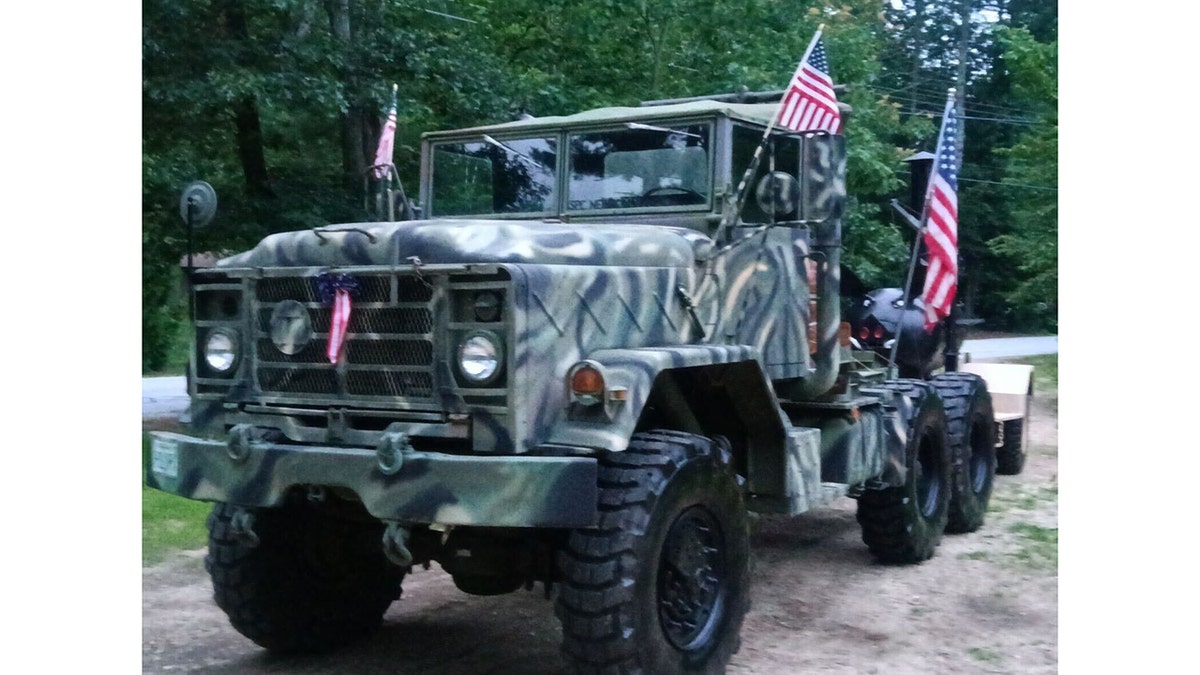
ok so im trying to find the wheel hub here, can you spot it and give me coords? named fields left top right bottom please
left=916, top=435, right=942, bottom=517
left=657, top=506, right=726, bottom=650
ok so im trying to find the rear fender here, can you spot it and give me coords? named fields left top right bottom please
left=959, top=362, right=1034, bottom=451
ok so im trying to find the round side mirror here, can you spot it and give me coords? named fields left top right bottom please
left=754, top=171, right=800, bottom=220
left=180, top=181, right=218, bottom=228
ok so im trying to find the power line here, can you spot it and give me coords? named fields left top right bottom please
left=898, top=110, right=1039, bottom=126
left=958, top=177, right=1057, bottom=192
left=860, top=83, right=1040, bottom=116
left=861, top=81, right=1043, bottom=116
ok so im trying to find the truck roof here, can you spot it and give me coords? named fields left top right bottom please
left=421, top=100, right=781, bottom=140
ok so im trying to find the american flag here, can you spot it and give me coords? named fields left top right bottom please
left=318, top=273, right=359, bottom=364
left=327, top=289, right=351, bottom=364
left=373, top=88, right=398, bottom=179
left=920, top=92, right=961, bottom=331
left=778, top=32, right=841, bottom=134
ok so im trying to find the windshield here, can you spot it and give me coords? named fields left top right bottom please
left=430, top=137, right=557, bottom=217
left=568, top=124, right=711, bottom=211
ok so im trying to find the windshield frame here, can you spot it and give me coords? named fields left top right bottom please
left=420, top=116, right=719, bottom=220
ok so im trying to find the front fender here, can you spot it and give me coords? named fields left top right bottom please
left=540, top=344, right=766, bottom=453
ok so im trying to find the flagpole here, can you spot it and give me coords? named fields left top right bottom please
left=887, top=88, right=956, bottom=379
left=715, top=25, right=825, bottom=243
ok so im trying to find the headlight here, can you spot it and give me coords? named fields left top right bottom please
left=457, top=331, right=502, bottom=384
left=204, top=329, right=239, bottom=373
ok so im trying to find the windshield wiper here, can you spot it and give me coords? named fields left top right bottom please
left=624, top=122, right=702, bottom=139
left=481, top=135, right=548, bottom=171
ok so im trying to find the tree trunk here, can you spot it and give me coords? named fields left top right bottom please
left=233, top=98, right=274, bottom=198
left=326, top=0, right=365, bottom=190
left=221, top=0, right=274, bottom=198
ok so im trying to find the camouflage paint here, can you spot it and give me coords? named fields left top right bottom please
left=147, top=101, right=902, bottom=527
left=218, top=220, right=710, bottom=270
left=148, top=431, right=598, bottom=527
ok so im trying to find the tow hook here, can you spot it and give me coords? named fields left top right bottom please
left=227, top=424, right=256, bottom=463
left=230, top=508, right=260, bottom=548
left=377, top=431, right=413, bottom=476
left=382, top=522, right=413, bottom=567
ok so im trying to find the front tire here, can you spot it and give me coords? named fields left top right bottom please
left=205, top=496, right=405, bottom=654
left=556, top=430, right=750, bottom=674
left=931, top=372, right=997, bottom=534
left=857, top=380, right=952, bottom=564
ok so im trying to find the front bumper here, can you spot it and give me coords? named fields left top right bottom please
left=147, top=431, right=598, bottom=528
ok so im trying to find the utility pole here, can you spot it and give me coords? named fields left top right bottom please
left=955, top=0, right=970, bottom=120
left=909, top=0, right=927, bottom=114
left=944, top=0, right=972, bottom=372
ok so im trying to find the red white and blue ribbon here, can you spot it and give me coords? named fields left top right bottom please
left=317, top=274, right=359, bottom=364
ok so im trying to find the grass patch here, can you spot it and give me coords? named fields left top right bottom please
left=968, top=647, right=1002, bottom=663
left=142, top=431, right=210, bottom=565
left=1008, top=522, right=1058, bottom=571
left=1017, top=353, right=1057, bottom=389
left=990, top=486, right=1039, bottom=512
left=1004, top=353, right=1057, bottom=411
left=143, top=486, right=210, bottom=565
left=958, top=550, right=991, bottom=561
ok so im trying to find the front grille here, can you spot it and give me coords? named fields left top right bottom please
left=254, top=273, right=439, bottom=404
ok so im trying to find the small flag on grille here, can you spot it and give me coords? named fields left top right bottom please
left=778, top=28, right=841, bottom=134
left=373, top=84, right=399, bottom=179
left=327, top=289, right=351, bottom=363
left=919, top=90, right=961, bottom=332
left=318, top=274, right=359, bottom=364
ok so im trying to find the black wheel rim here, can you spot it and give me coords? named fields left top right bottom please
left=968, top=417, right=991, bottom=493
left=915, top=434, right=943, bottom=517
left=657, top=506, right=727, bottom=651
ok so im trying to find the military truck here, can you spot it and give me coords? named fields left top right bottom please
left=148, top=94, right=1017, bottom=673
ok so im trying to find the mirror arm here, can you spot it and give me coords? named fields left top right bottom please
left=889, top=198, right=923, bottom=232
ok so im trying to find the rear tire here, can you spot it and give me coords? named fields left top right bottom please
left=205, top=497, right=405, bottom=654
left=856, top=380, right=951, bottom=564
left=996, top=418, right=1026, bottom=475
left=931, top=372, right=997, bottom=534
left=556, top=430, right=750, bottom=674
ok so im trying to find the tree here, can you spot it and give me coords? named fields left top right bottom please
left=988, top=26, right=1057, bottom=329
left=142, top=0, right=1057, bottom=370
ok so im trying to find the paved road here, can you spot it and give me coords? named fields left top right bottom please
left=960, top=335, right=1058, bottom=360
left=143, top=376, right=188, bottom=420
left=142, top=336, right=1057, bottom=420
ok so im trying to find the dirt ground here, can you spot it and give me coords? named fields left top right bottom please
left=143, top=393, right=1057, bottom=674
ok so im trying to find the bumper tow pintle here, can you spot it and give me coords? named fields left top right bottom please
left=382, top=523, right=413, bottom=567
left=230, top=508, right=259, bottom=548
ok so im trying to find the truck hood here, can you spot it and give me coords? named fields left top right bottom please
left=217, top=219, right=714, bottom=269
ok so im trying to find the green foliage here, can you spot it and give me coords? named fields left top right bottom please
left=142, top=0, right=1058, bottom=360
left=988, top=27, right=1057, bottom=330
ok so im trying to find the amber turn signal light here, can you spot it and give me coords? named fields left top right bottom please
left=571, top=365, right=605, bottom=396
